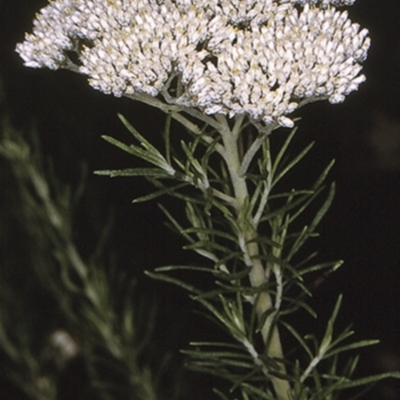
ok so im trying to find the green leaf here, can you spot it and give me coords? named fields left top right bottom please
left=131, top=182, right=189, bottom=203
left=261, top=192, right=311, bottom=222
left=213, top=388, right=230, bottom=400
left=102, top=135, right=170, bottom=171
left=272, top=141, right=314, bottom=188
left=287, top=182, right=335, bottom=260
left=214, top=281, right=275, bottom=298
left=144, top=270, right=201, bottom=294
left=324, top=339, right=380, bottom=359
left=299, top=260, right=343, bottom=276
left=193, top=296, right=247, bottom=341
left=158, top=203, right=194, bottom=243
left=118, top=113, right=159, bottom=153
left=281, top=320, right=313, bottom=359
left=184, top=202, right=208, bottom=241
left=231, top=369, right=262, bottom=393
left=280, top=296, right=317, bottom=319
left=271, top=127, right=298, bottom=177
left=154, top=265, right=214, bottom=273
left=246, top=236, right=282, bottom=249
left=181, top=136, right=203, bottom=171
left=181, top=349, right=251, bottom=361
left=240, top=383, right=277, bottom=400
left=311, top=159, right=335, bottom=192
left=268, top=190, right=314, bottom=200
left=335, top=371, right=400, bottom=389
left=213, top=252, right=246, bottom=271
left=341, top=354, right=360, bottom=379
left=320, top=295, right=343, bottom=353
left=101, top=134, right=135, bottom=154
left=213, top=267, right=251, bottom=281
left=184, top=240, right=233, bottom=255
left=255, top=307, right=276, bottom=333
left=148, top=177, right=206, bottom=204
left=248, top=179, right=265, bottom=216
left=163, top=114, right=172, bottom=165
left=286, top=187, right=323, bottom=227
left=189, top=342, right=245, bottom=349
left=326, top=324, right=354, bottom=352
left=94, top=168, right=174, bottom=178
left=192, top=288, right=236, bottom=300
left=202, top=133, right=221, bottom=160
left=183, top=227, right=237, bottom=242
left=184, top=363, right=242, bottom=382
left=306, top=182, right=335, bottom=242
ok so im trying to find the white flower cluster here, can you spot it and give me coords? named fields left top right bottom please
left=16, top=0, right=370, bottom=128
left=292, top=0, right=356, bottom=7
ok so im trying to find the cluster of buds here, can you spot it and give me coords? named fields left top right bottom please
left=16, top=0, right=370, bottom=128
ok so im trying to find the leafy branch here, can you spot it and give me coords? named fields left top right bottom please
left=97, top=111, right=400, bottom=399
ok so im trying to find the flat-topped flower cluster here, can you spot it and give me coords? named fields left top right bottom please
left=16, top=0, right=369, bottom=128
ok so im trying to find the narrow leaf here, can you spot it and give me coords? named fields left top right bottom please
left=132, top=182, right=189, bottom=203
left=320, top=294, right=343, bottom=352
left=271, top=127, right=298, bottom=177
left=163, top=114, right=172, bottom=165
left=183, top=227, right=237, bottom=242
left=240, top=383, right=277, bottom=400
left=158, top=203, right=193, bottom=243
left=281, top=320, right=313, bottom=359
left=336, top=372, right=400, bottom=389
left=144, top=271, right=201, bottom=294
left=272, top=142, right=314, bottom=187
left=94, top=168, right=173, bottom=178
left=154, top=265, right=213, bottom=273
left=325, top=340, right=380, bottom=359
left=118, top=113, right=159, bottom=153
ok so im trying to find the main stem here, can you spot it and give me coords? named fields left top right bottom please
left=217, top=116, right=290, bottom=400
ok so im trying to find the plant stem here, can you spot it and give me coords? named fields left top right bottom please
left=217, top=115, right=290, bottom=400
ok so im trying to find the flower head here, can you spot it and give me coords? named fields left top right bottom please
left=16, top=0, right=370, bottom=128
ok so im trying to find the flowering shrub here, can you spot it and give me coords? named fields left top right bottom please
left=11, top=1, right=400, bottom=400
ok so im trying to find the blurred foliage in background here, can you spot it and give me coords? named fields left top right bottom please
left=0, top=76, right=194, bottom=400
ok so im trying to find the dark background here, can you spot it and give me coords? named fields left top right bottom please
left=1, top=0, right=400, bottom=399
